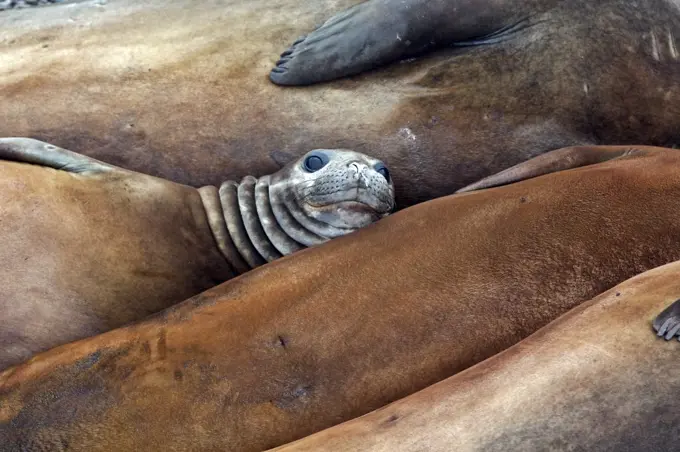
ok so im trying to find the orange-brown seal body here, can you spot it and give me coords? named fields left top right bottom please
left=0, top=140, right=232, bottom=372
left=0, top=139, right=393, bottom=371
left=274, top=260, right=680, bottom=452
left=3, top=0, right=680, bottom=206
left=2, top=146, right=680, bottom=451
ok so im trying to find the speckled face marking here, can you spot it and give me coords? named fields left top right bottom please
left=200, top=149, right=395, bottom=273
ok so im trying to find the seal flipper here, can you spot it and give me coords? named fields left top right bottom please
left=270, top=0, right=538, bottom=86
left=654, top=299, right=680, bottom=341
left=0, top=138, right=115, bottom=173
left=455, top=146, right=646, bottom=193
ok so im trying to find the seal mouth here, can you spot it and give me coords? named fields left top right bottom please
left=303, top=187, right=394, bottom=214
left=306, top=199, right=386, bottom=230
left=330, top=200, right=386, bottom=216
left=307, top=199, right=392, bottom=216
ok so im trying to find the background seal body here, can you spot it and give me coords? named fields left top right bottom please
left=274, top=260, right=680, bottom=452
left=2, top=0, right=680, bottom=207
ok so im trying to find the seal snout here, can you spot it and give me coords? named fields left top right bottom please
left=348, top=161, right=371, bottom=189
left=304, top=155, right=393, bottom=213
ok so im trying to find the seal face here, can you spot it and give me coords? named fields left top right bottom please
left=205, top=148, right=395, bottom=273
left=273, top=149, right=394, bottom=231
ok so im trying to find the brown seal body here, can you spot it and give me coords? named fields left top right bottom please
left=2, top=0, right=680, bottom=207
left=2, top=146, right=680, bottom=451
left=274, top=260, right=680, bottom=452
left=0, top=140, right=232, bottom=371
left=0, top=139, right=392, bottom=371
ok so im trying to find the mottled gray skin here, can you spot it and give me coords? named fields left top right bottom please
left=200, top=148, right=395, bottom=274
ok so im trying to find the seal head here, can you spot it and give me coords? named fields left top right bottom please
left=270, top=148, right=394, bottom=233
left=202, top=149, right=395, bottom=274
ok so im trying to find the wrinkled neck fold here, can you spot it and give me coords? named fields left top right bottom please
left=199, top=175, right=328, bottom=275
left=267, top=177, right=329, bottom=247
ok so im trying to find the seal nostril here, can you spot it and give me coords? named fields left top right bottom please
left=350, top=162, right=362, bottom=175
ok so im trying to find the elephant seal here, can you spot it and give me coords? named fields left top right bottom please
left=273, top=261, right=680, bottom=452
left=4, top=145, right=680, bottom=451
left=203, top=147, right=393, bottom=269
left=3, top=0, right=680, bottom=207
left=0, top=138, right=392, bottom=370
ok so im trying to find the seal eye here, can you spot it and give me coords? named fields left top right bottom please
left=375, top=164, right=390, bottom=182
left=303, top=152, right=328, bottom=172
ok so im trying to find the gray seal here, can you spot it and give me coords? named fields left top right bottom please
left=199, top=148, right=394, bottom=274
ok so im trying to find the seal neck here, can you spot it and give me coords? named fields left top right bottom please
left=198, top=175, right=328, bottom=276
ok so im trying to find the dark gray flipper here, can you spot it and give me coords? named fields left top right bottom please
left=269, top=0, right=539, bottom=86
left=654, top=299, right=680, bottom=341
left=0, top=138, right=115, bottom=173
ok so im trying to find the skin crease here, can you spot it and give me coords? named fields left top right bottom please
left=272, top=261, right=680, bottom=452
left=3, top=0, right=680, bottom=207
left=4, top=146, right=680, bottom=451
left=0, top=139, right=392, bottom=371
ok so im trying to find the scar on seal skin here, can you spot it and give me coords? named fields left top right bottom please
left=653, top=298, right=680, bottom=341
